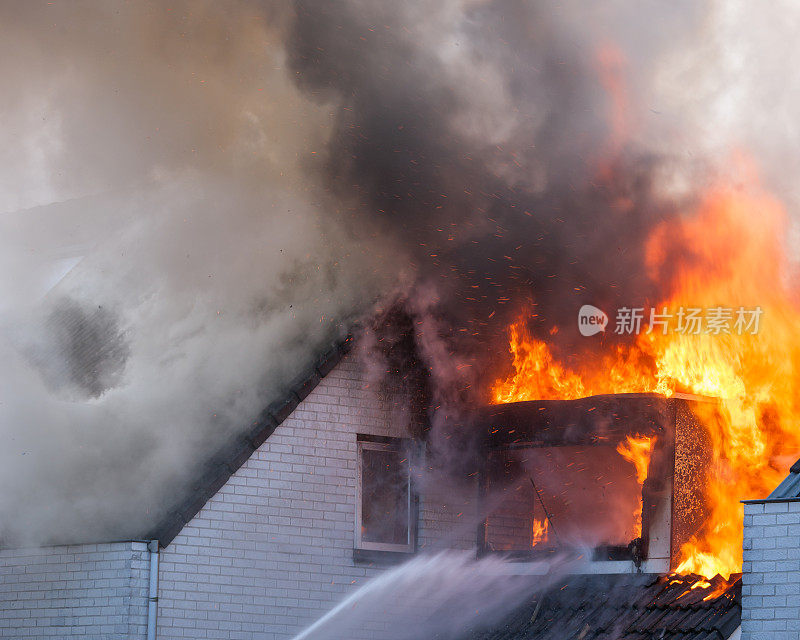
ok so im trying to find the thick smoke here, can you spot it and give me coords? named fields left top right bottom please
left=0, top=1, right=396, bottom=545
left=286, top=0, right=800, bottom=390
left=287, top=0, right=698, bottom=377
left=2, top=0, right=800, bottom=544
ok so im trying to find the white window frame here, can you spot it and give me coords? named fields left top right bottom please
left=355, top=438, right=415, bottom=553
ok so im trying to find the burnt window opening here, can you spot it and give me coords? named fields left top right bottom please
left=356, top=437, right=416, bottom=553
left=475, top=394, right=713, bottom=566
left=481, top=443, right=654, bottom=561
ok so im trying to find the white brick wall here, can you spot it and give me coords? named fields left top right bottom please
left=742, top=500, right=800, bottom=640
left=157, top=353, right=477, bottom=640
left=0, top=541, right=150, bottom=639
left=418, top=480, right=479, bottom=553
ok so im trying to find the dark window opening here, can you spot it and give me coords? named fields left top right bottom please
left=356, top=437, right=415, bottom=553
left=481, top=444, right=646, bottom=559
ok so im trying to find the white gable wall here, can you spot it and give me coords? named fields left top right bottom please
left=157, top=353, right=477, bottom=640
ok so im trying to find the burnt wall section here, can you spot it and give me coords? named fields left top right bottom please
left=480, top=394, right=671, bottom=448
left=367, top=305, right=431, bottom=440
left=670, top=396, right=716, bottom=570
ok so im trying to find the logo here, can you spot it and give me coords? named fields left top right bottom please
left=578, top=304, right=608, bottom=336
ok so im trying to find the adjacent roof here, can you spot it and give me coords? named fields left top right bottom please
left=145, top=336, right=353, bottom=547
left=766, top=457, right=800, bottom=499
left=462, top=573, right=741, bottom=640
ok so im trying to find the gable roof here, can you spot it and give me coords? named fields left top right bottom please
left=461, top=573, right=741, bottom=640
left=145, top=335, right=354, bottom=547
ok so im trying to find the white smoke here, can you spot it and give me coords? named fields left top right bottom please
left=0, top=1, right=398, bottom=544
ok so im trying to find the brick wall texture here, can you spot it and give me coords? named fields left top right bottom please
left=0, top=541, right=149, bottom=639
left=741, top=499, right=800, bottom=640
left=157, top=353, right=478, bottom=640
left=0, top=354, right=476, bottom=639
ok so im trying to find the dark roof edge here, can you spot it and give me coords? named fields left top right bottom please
left=148, top=334, right=355, bottom=547
left=0, top=538, right=152, bottom=552
left=742, top=497, right=800, bottom=505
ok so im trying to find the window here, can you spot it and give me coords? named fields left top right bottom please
left=481, top=444, right=645, bottom=559
left=356, top=437, right=415, bottom=553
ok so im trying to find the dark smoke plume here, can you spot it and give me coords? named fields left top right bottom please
left=285, top=0, right=714, bottom=391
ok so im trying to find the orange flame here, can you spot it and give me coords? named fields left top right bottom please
left=491, top=325, right=588, bottom=402
left=617, top=435, right=655, bottom=485
left=491, top=161, right=800, bottom=579
left=617, top=435, right=655, bottom=538
left=531, top=517, right=549, bottom=547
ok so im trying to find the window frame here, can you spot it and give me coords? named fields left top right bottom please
left=355, top=437, right=416, bottom=553
left=477, top=440, right=653, bottom=562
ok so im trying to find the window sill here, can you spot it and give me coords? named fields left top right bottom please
left=353, top=547, right=415, bottom=566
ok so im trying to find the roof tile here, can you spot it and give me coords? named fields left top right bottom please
left=459, top=573, right=741, bottom=640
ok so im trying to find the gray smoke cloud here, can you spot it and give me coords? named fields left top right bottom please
left=1, top=0, right=799, bottom=544
left=0, top=1, right=399, bottom=545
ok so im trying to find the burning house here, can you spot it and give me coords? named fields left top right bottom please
left=0, top=327, right=747, bottom=639
left=4, top=2, right=800, bottom=640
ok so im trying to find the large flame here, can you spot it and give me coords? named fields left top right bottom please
left=491, top=165, right=800, bottom=579
left=617, top=435, right=655, bottom=538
